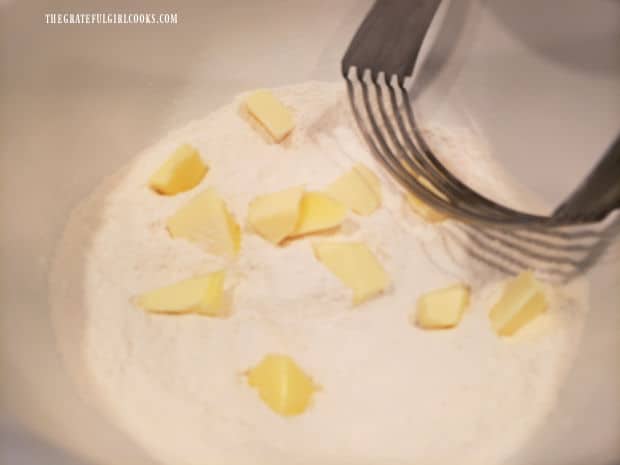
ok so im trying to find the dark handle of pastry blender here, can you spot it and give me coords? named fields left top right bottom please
left=552, top=133, right=620, bottom=223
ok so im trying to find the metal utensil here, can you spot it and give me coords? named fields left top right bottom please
left=342, top=0, right=620, bottom=280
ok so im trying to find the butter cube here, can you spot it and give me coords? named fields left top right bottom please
left=313, top=242, right=389, bottom=304
left=247, top=186, right=304, bottom=244
left=148, top=144, right=208, bottom=195
left=415, top=283, right=470, bottom=329
left=135, top=271, right=227, bottom=316
left=489, top=271, right=548, bottom=336
left=246, top=354, right=318, bottom=416
left=405, top=176, right=448, bottom=223
left=194, top=271, right=227, bottom=316
left=290, top=192, right=347, bottom=237
left=326, top=164, right=382, bottom=216
left=245, top=90, right=294, bottom=143
left=167, top=188, right=241, bottom=257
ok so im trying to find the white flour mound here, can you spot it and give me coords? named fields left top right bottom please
left=50, top=81, right=589, bottom=465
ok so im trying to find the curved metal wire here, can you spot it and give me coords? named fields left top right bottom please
left=343, top=66, right=619, bottom=279
left=347, top=68, right=616, bottom=236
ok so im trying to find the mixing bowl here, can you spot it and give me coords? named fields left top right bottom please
left=1, top=1, right=619, bottom=464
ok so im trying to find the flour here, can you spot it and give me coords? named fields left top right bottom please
left=50, top=81, right=589, bottom=465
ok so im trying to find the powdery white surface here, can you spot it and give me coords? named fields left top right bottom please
left=50, top=82, right=589, bottom=465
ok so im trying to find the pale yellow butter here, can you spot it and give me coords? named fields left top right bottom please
left=313, top=242, right=389, bottom=304
left=167, top=188, right=241, bottom=257
left=148, top=144, right=208, bottom=195
left=489, top=271, right=548, bottom=336
left=415, top=283, right=470, bottom=329
left=135, top=271, right=227, bottom=316
left=245, top=90, right=294, bottom=143
left=326, top=164, right=382, bottom=216
left=289, top=192, right=347, bottom=237
left=194, top=271, right=227, bottom=316
left=246, top=354, right=318, bottom=416
left=247, top=186, right=304, bottom=244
